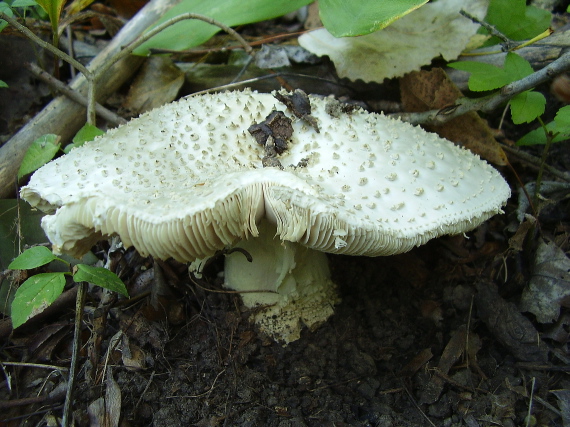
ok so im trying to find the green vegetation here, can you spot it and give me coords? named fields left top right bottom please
left=9, top=246, right=128, bottom=328
left=449, top=53, right=546, bottom=124
left=482, top=0, right=551, bottom=44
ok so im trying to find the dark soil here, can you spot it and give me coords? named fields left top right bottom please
left=4, top=220, right=569, bottom=426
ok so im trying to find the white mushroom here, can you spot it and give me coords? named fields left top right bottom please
left=21, top=89, right=511, bottom=343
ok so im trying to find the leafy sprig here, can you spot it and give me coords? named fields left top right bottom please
left=449, top=52, right=545, bottom=124
left=9, top=246, right=128, bottom=328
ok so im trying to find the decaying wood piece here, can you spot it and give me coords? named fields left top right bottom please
left=0, top=0, right=179, bottom=198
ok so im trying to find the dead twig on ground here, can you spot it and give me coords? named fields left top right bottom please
left=62, top=282, right=87, bottom=427
left=500, top=144, right=570, bottom=183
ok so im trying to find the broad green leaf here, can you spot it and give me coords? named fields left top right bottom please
left=517, top=106, right=570, bottom=145
left=18, top=134, right=60, bottom=179
left=484, top=0, right=551, bottom=43
left=449, top=53, right=533, bottom=92
left=319, top=0, right=428, bottom=37
left=12, top=0, right=39, bottom=7
left=73, top=264, right=128, bottom=297
left=133, top=0, right=312, bottom=56
left=64, top=123, right=104, bottom=153
left=447, top=61, right=510, bottom=91
left=35, top=0, right=66, bottom=35
left=0, top=2, right=14, bottom=32
left=11, top=272, right=66, bottom=328
left=503, top=52, right=534, bottom=82
left=517, top=125, right=549, bottom=146
left=509, top=91, right=545, bottom=124
left=8, top=246, right=64, bottom=269
left=554, top=105, right=570, bottom=128
left=0, top=80, right=7, bottom=88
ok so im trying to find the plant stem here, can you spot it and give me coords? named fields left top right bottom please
left=61, top=282, right=87, bottom=427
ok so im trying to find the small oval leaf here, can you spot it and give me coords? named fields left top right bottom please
left=9, top=246, right=59, bottom=270
left=73, top=264, right=129, bottom=297
left=11, top=272, right=66, bottom=328
left=18, top=134, right=60, bottom=179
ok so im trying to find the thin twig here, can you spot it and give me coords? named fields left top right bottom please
left=186, top=72, right=352, bottom=97
left=525, top=377, right=536, bottom=427
left=0, top=388, right=66, bottom=409
left=166, top=369, right=226, bottom=398
left=134, top=371, right=155, bottom=412
left=189, top=275, right=277, bottom=295
left=1, top=361, right=69, bottom=372
left=500, top=144, right=570, bottom=183
left=395, top=52, right=570, bottom=125
left=403, top=384, right=438, bottom=427
left=0, top=13, right=90, bottom=77
left=459, top=9, right=515, bottom=50
left=93, top=12, right=254, bottom=84
left=26, top=63, right=127, bottom=126
left=150, top=29, right=307, bottom=55
left=62, top=282, right=87, bottom=427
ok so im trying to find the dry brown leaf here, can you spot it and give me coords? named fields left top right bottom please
left=419, top=325, right=467, bottom=405
left=399, top=348, right=433, bottom=377
left=124, top=56, right=184, bottom=115
left=400, top=68, right=508, bottom=166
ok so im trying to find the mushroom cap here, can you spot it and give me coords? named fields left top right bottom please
left=21, top=89, right=510, bottom=260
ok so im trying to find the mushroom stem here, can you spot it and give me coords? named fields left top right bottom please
left=224, top=219, right=340, bottom=343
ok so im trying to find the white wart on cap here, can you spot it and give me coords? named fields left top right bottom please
left=21, top=89, right=511, bottom=342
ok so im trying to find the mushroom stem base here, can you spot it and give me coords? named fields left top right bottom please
left=224, top=220, right=340, bottom=343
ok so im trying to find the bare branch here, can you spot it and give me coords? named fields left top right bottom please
left=26, top=63, right=127, bottom=126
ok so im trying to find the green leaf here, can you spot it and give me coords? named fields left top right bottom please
left=484, top=0, right=551, bottom=42
left=35, top=0, right=66, bottom=36
left=12, top=0, right=39, bottom=8
left=64, top=123, right=105, bottom=153
left=448, top=53, right=533, bottom=92
left=73, top=123, right=104, bottom=144
left=73, top=264, right=129, bottom=297
left=447, top=61, right=510, bottom=91
left=509, top=91, right=545, bottom=124
left=18, top=134, right=60, bottom=179
left=134, top=0, right=312, bottom=55
left=319, top=0, right=428, bottom=37
left=11, top=272, right=66, bottom=328
left=517, top=125, right=548, bottom=146
left=503, top=52, right=534, bottom=81
left=0, top=2, right=14, bottom=32
left=518, top=105, right=570, bottom=145
left=0, top=80, right=7, bottom=88
left=554, top=105, right=570, bottom=128
left=8, top=246, right=64, bottom=269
